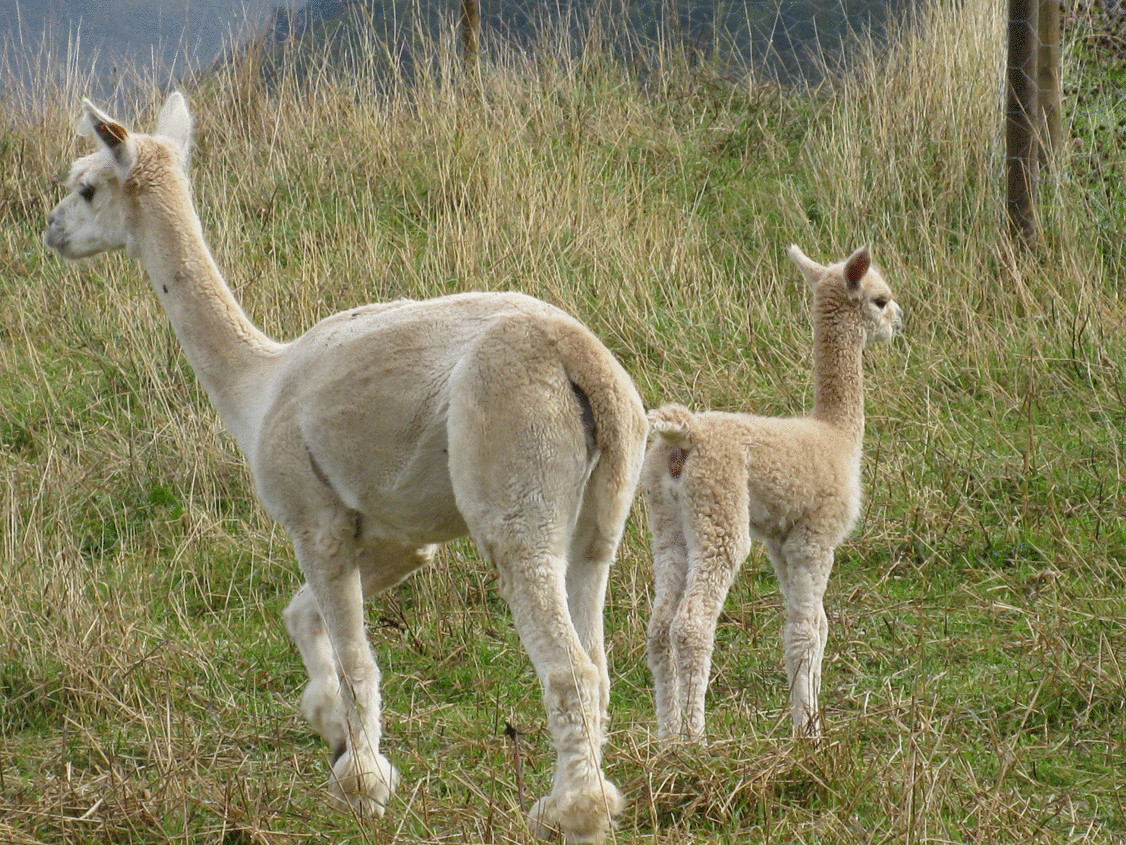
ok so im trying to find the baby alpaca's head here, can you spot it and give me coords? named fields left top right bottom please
left=787, top=244, right=903, bottom=345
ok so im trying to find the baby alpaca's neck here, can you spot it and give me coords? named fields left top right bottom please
left=810, top=312, right=866, bottom=441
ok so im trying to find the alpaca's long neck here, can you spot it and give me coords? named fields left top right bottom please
left=810, top=311, right=866, bottom=441
left=132, top=185, right=282, bottom=451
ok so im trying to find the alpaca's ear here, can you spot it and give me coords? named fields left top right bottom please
left=156, top=91, right=193, bottom=164
left=787, top=244, right=823, bottom=289
left=843, top=245, right=871, bottom=291
left=80, top=98, right=135, bottom=172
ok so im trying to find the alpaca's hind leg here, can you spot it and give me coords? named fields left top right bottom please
left=774, top=533, right=834, bottom=738
left=446, top=323, right=632, bottom=843
left=662, top=449, right=750, bottom=742
left=646, top=522, right=689, bottom=742
left=448, top=389, right=626, bottom=842
left=566, top=525, right=614, bottom=734
left=567, top=468, right=640, bottom=736
left=497, top=540, right=623, bottom=844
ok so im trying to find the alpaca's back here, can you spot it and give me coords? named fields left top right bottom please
left=256, top=291, right=644, bottom=546
left=646, top=409, right=861, bottom=548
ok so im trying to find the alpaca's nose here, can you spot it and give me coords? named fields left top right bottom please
left=43, top=214, right=64, bottom=251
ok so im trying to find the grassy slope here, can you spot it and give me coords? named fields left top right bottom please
left=1, top=1, right=1124, bottom=841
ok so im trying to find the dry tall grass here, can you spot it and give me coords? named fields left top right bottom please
left=2, top=0, right=1123, bottom=841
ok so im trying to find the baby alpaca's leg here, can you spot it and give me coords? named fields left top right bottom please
left=670, top=543, right=744, bottom=741
left=775, top=533, right=834, bottom=738
left=647, top=522, right=689, bottom=741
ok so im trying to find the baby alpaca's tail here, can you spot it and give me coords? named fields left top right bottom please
left=647, top=404, right=696, bottom=450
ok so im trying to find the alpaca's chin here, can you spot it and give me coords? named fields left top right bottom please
left=43, top=229, right=114, bottom=260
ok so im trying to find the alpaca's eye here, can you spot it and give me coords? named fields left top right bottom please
left=79, top=184, right=95, bottom=202
left=873, top=297, right=888, bottom=309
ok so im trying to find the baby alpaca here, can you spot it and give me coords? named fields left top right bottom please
left=44, top=93, right=648, bottom=844
left=643, top=244, right=902, bottom=741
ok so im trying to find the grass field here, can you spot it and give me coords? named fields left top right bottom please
left=2, top=0, right=1124, bottom=841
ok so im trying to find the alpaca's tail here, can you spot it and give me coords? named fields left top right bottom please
left=548, top=319, right=648, bottom=559
left=647, top=404, right=696, bottom=450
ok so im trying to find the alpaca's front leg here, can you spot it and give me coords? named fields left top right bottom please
left=284, top=583, right=346, bottom=753
left=285, top=543, right=435, bottom=761
left=781, top=602, right=827, bottom=738
left=297, top=532, right=398, bottom=817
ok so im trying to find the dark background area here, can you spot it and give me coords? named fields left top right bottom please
left=0, top=0, right=918, bottom=96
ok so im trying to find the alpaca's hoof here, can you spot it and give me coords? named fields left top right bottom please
left=791, top=709, right=824, bottom=740
left=328, top=748, right=399, bottom=818
left=655, top=732, right=694, bottom=751
left=527, top=779, right=623, bottom=844
left=655, top=721, right=704, bottom=748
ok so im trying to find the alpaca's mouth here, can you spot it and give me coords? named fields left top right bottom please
left=43, top=226, right=68, bottom=255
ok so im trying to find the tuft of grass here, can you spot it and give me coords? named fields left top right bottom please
left=2, top=0, right=1124, bottom=841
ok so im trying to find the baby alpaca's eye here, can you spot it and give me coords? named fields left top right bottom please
left=873, top=297, right=888, bottom=309
left=79, top=184, right=95, bottom=202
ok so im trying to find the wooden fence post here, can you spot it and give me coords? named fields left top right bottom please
left=1037, top=0, right=1062, bottom=162
left=461, top=0, right=481, bottom=83
left=1007, top=0, right=1039, bottom=245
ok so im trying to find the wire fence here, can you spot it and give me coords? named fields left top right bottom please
left=264, top=0, right=1112, bottom=254
left=21, top=0, right=1101, bottom=252
left=446, top=0, right=1100, bottom=252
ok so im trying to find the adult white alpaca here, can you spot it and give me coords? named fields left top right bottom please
left=44, top=93, right=648, bottom=843
left=642, top=244, right=902, bottom=741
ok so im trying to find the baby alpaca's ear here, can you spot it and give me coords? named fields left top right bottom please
left=843, top=245, right=871, bottom=292
left=787, top=244, right=823, bottom=289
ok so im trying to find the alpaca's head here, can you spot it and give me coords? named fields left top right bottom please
left=787, top=244, right=903, bottom=346
left=44, top=93, right=193, bottom=260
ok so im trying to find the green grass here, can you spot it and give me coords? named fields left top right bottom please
left=2, top=0, right=1125, bottom=841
